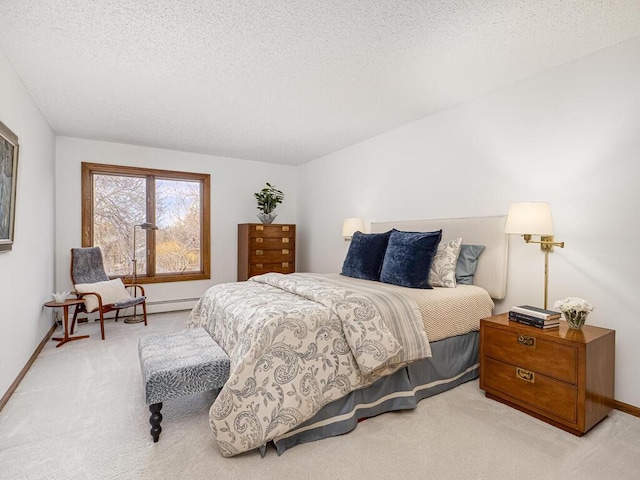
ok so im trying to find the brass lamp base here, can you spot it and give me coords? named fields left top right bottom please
left=124, top=315, right=145, bottom=324
left=521, top=234, right=566, bottom=309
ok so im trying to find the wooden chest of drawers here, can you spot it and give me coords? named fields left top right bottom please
left=479, top=313, right=615, bottom=436
left=237, top=223, right=296, bottom=281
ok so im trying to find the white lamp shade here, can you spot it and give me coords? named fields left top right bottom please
left=504, top=202, right=554, bottom=235
left=342, top=217, right=364, bottom=237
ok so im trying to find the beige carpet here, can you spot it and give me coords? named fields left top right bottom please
left=1, top=311, right=639, bottom=480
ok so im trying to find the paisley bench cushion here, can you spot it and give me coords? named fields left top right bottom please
left=138, top=327, right=230, bottom=405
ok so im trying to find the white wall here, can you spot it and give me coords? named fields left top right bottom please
left=0, top=50, right=56, bottom=397
left=297, top=36, right=640, bottom=407
left=55, top=137, right=297, bottom=312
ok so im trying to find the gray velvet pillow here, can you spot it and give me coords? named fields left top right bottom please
left=455, top=244, right=485, bottom=285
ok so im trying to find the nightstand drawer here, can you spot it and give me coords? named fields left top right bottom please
left=483, top=326, right=577, bottom=384
left=483, top=357, right=577, bottom=423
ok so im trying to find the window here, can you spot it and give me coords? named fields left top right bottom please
left=81, top=162, right=210, bottom=283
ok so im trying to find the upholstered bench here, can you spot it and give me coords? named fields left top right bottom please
left=138, top=327, right=230, bottom=442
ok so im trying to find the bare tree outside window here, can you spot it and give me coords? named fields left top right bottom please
left=94, top=174, right=146, bottom=275
left=156, top=179, right=201, bottom=273
left=82, top=163, right=210, bottom=284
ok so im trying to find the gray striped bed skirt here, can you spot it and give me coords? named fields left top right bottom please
left=273, top=330, right=479, bottom=454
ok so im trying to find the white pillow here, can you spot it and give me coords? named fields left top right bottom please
left=428, top=238, right=463, bottom=288
left=74, top=278, right=132, bottom=312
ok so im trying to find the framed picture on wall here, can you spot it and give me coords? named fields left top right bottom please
left=0, top=120, right=19, bottom=252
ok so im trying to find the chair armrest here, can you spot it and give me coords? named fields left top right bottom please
left=71, top=290, right=104, bottom=312
left=123, top=283, right=146, bottom=297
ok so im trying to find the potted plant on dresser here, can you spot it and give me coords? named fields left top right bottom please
left=254, top=182, right=284, bottom=224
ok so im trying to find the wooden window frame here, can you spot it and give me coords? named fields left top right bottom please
left=81, top=162, right=210, bottom=284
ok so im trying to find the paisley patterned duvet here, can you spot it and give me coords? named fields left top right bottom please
left=187, top=272, right=431, bottom=457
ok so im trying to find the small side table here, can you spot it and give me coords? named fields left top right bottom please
left=45, top=298, right=90, bottom=348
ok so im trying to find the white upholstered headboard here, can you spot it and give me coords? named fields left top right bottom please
left=371, top=216, right=508, bottom=299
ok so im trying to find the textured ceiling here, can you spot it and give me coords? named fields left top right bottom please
left=1, top=1, right=640, bottom=165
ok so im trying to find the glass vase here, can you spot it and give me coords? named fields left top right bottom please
left=563, top=310, right=588, bottom=330
left=257, top=212, right=277, bottom=224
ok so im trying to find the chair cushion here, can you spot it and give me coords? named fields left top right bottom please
left=75, top=278, right=133, bottom=312
left=113, top=296, right=146, bottom=309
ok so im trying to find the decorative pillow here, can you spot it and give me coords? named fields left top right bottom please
left=341, top=230, right=393, bottom=281
left=380, top=229, right=442, bottom=289
left=428, top=238, right=463, bottom=288
left=74, top=278, right=132, bottom=312
left=456, top=244, right=486, bottom=285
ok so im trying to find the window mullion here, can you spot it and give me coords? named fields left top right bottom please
left=146, top=175, right=157, bottom=277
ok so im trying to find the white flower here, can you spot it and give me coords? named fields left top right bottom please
left=553, top=297, right=594, bottom=314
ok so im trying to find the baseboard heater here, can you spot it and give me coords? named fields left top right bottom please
left=146, top=297, right=201, bottom=306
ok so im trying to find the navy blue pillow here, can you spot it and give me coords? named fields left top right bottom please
left=380, top=229, right=442, bottom=289
left=341, top=230, right=393, bottom=281
left=455, top=244, right=485, bottom=285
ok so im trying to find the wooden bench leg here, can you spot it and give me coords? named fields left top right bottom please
left=149, top=402, right=163, bottom=442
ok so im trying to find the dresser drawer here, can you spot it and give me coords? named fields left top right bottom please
left=249, top=262, right=295, bottom=277
left=249, top=237, right=295, bottom=249
left=249, top=224, right=295, bottom=238
left=249, top=249, right=294, bottom=264
left=483, top=357, right=577, bottom=423
left=483, top=326, right=577, bottom=384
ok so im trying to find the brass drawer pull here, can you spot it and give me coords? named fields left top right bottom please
left=256, top=250, right=263, bottom=255
left=282, top=262, right=289, bottom=268
left=517, top=335, right=536, bottom=347
left=282, top=226, right=289, bottom=231
left=255, top=225, right=264, bottom=231
left=282, top=249, right=289, bottom=254
left=256, top=237, right=263, bottom=243
left=282, top=238, right=290, bottom=244
left=255, top=263, right=263, bottom=269
left=516, top=368, right=535, bottom=383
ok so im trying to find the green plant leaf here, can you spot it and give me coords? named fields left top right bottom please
left=254, top=182, right=285, bottom=213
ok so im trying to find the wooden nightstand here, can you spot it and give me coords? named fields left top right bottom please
left=479, top=313, right=615, bottom=436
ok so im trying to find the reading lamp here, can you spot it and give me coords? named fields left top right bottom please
left=342, top=218, right=364, bottom=241
left=125, top=222, right=158, bottom=324
left=504, top=202, right=565, bottom=309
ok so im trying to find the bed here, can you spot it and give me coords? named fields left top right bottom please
left=187, top=216, right=508, bottom=457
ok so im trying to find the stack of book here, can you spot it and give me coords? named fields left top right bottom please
left=508, top=305, right=561, bottom=329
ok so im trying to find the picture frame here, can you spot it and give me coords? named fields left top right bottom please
left=0, top=120, right=19, bottom=252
